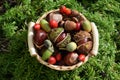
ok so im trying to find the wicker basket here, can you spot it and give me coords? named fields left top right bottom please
left=28, top=9, right=99, bottom=71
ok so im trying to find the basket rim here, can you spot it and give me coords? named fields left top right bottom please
left=28, top=9, right=99, bottom=71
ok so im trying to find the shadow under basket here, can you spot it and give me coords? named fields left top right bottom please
left=28, top=9, right=99, bottom=71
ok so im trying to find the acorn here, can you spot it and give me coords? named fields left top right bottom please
left=74, top=30, right=92, bottom=44
left=66, top=42, right=77, bottom=52
left=77, top=41, right=93, bottom=54
left=40, top=19, right=51, bottom=32
left=48, top=13, right=63, bottom=23
left=81, top=20, right=92, bottom=32
left=64, top=20, right=76, bottom=31
left=64, top=52, right=78, bottom=66
left=42, top=49, right=53, bottom=60
left=33, top=30, right=47, bottom=48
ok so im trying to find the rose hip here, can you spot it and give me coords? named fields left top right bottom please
left=48, top=56, right=56, bottom=64
left=78, top=54, right=85, bottom=62
left=33, top=23, right=40, bottom=31
left=55, top=53, right=62, bottom=61
left=49, top=20, right=58, bottom=28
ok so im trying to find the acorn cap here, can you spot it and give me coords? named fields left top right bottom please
left=44, top=39, right=54, bottom=53
left=64, top=20, right=76, bottom=31
left=57, top=33, right=71, bottom=49
left=49, top=28, right=64, bottom=42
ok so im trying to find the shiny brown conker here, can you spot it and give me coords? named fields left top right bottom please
left=33, top=30, right=47, bottom=46
left=56, top=32, right=67, bottom=43
left=64, top=52, right=78, bottom=66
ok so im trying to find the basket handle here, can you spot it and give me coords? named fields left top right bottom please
left=90, top=22, right=99, bottom=56
left=28, top=22, right=37, bottom=57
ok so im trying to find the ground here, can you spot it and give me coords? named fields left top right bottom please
left=0, top=0, right=120, bottom=80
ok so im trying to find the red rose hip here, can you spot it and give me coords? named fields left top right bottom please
left=48, top=56, right=56, bottom=64
left=59, top=5, right=67, bottom=14
left=55, top=53, right=62, bottom=61
left=33, top=23, right=40, bottom=31
left=59, top=5, right=71, bottom=15
left=49, top=20, right=58, bottom=28
left=75, top=23, right=81, bottom=30
left=78, top=54, right=85, bottom=62
left=64, top=8, right=71, bottom=15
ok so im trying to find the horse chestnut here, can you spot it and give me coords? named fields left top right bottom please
left=33, top=30, right=47, bottom=47
left=64, top=52, right=78, bottom=66
left=56, top=32, right=67, bottom=43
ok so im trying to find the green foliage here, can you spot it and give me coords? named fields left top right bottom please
left=0, top=0, right=120, bottom=80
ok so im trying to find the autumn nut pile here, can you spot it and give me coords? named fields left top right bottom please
left=28, top=5, right=98, bottom=70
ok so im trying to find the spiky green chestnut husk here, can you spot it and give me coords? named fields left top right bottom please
left=66, top=42, right=77, bottom=52
left=57, top=33, right=71, bottom=49
left=49, top=28, right=64, bottom=42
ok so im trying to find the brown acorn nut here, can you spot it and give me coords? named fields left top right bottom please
left=74, top=30, right=92, bottom=44
left=47, top=13, right=63, bottom=23
left=64, top=20, right=76, bottom=31
left=77, top=41, right=93, bottom=54
left=64, top=52, right=78, bottom=66
left=33, top=30, right=47, bottom=48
